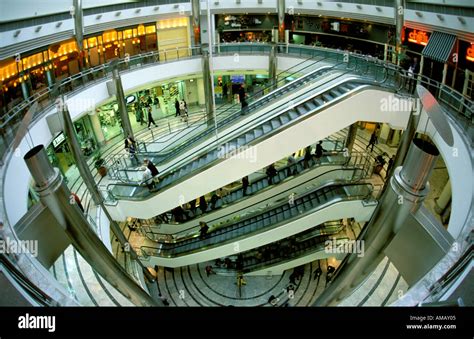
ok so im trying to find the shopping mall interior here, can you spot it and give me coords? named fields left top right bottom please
left=0, top=0, right=472, bottom=309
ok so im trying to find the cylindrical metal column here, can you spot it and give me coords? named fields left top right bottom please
left=344, top=123, right=358, bottom=154
left=45, top=64, right=55, bottom=89
left=393, top=105, right=420, bottom=170
left=73, top=0, right=84, bottom=51
left=277, top=0, right=286, bottom=43
left=202, top=45, right=215, bottom=127
left=269, top=42, right=278, bottom=90
left=20, top=73, right=30, bottom=101
left=314, top=137, right=439, bottom=306
left=395, top=0, right=405, bottom=64
left=191, top=0, right=201, bottom=46
left=112, top=68, right=133, bottom=139
left=59, top=100, right=154, bottom=281
left=24, top=145, right=158, bottom=306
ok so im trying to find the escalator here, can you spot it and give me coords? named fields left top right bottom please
left=138, top=182, right=376, bottom=267
left=107, top=76, right=371, bottom=212
left=211, top=221, right=348, bottom=275
left=136, top=61, right=343, bottom=164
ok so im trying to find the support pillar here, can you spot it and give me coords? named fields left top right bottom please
left=24, top=145, right=158, bottom=306
left=45, top=63, right=55, bottom=88
left=191, top=0, right=201, bottom=47
left=58, top=97, right=154, bottom=281
left=202, top=44, right=215, bottom=127
left=344, top=123, right=357, bottom=154
left=112, top=68, right=133, bottom=139
left=277, top=0, right=286, bottom=44
left=72, top=0, right=84, bottom=50
left=269, top=42, right=278, bottom=90
left=20, top=73, right=30, bottom=101
left=441, top=63, right=448, bottom=85
left=435, top=179, right=451, bottom=214
left=89, top=112, right=105, bottom=145
left=395, top=0, right=405, bottom=65
left=315, top=137, right=439, bottom=306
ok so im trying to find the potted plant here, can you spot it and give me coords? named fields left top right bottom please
left=94, top=153, right=107, bottom=177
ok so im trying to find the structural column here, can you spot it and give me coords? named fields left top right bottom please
left=89, top=112, right=105, bottom=145
left=315, top=137, right=439, bottom=306
left=24, top=145, right=158, bottom=306
left=45, top=63, right=55, bottom=89
left=435, top=179, right=451, bottom=214
left=344, top=123, right=357, bottom=154
left=191, top=0, right=201, bottom=47
left=395, top=0, right=405, bottom=65
left=202, top=44, right=215, bottom=127
left=19, top=72, right=30, bottom=101
left=58, top=97, right=154, bottom=281
left=277, top=0, right=286, bottom=44
left=269, top=42, right=278, bottom=90
left=111, top=68, right=134, bottom=139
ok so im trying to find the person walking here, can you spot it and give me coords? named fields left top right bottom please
left=147, top=106, right=157, bottom=128
left=366, top=130, right=378, bottom=152
left=408, top=57, right=420, bottom=94
left=205, top=265, right=216, bottom=277
left=313, top=266, right=322, bottom=281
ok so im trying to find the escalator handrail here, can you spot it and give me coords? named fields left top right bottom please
left=135, top=57, right=340, bottom=160
left=106, top=74, right=370, bottom=196
left=139, top=182, right=373, bottom=258
left=141, top=152, right=362, bottom=240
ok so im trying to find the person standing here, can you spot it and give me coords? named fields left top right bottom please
left=199, top=196, right=208, bottom=213
left=408, top=57, right=420, bottom=94
left=303, top=145, right=312, bottom=169
left=141, top=166, right=154, bottom=190
left=199, top=221, right=209, bottom=239
left=386, top=155, right=395, bottom=178
left=266, top=163, right=277, bottom=185
left=315, top=141, right=325, bottom=162
left=125, top=135, right=139, bottom=166
left=179, top=100, right=187, bottom=122
left=205, top=265, right=216, bottom=277
left=147, top=106, right=157, bottom=128
left=242, top=175, right=249, bottom=196
left=175, top=99, right=180, bottom=117
left=286, top=153, right=297, bottom=177
left=238, top=84, right=247, bottom=112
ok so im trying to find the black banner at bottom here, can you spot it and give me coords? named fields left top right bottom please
left=0, top=307, right=471, bottom=338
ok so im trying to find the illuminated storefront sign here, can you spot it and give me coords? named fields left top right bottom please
left=407, top=29, right=429, bottom=46
left=467, top=45, right=474, bottom=62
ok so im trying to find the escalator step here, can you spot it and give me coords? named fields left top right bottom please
left=296, top=106, right=306, bottom=115
left=253, top=128, right=264, bottom=139
left=270, top=119, right=281, bottom=130
left=262, top=124, right=272, bottom=134
left=314, top=98, right=324, bottom=106
left=322, top=93, right=333, bottom=102
left=280, top=114, right=290, bottom=125
left=304, top=101, right=316, bottom=111
left=288, top=110, right=299, bottom=120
